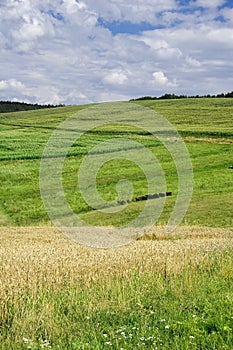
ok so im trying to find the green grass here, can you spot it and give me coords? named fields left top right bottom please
left=136, top=98, right=233, bottom=133
left=0, top=96, right=232, bottom=350
left=0, top=98, right=232, bottom=227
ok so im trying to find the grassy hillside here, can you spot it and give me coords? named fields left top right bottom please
left=0, top=98, right=232, bottom=227
left=0, top=99, right=233, bottom=349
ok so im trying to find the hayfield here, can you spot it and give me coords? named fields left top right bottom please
left=0, top=98, right=233, bottom=348
left=1, top=226, right=233, bottom=349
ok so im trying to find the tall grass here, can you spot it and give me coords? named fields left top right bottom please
left=0, top=227, right=233, bottom=349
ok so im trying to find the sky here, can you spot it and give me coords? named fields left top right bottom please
left=0, top=0, right=233, bottom=105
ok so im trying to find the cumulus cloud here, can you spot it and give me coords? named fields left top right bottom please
left=63, top=0, right=87, bottom=14
left=185, top=56, right=202, bottom=68
left=103, top=70, right=128, bottom=85
left=195, top=0, right=226, bottom=8
left=152, top=71, right=168, bottom=85
left=0, top=79, right=25, bottom=90
left=85, top=0, right=177, bottom=23
left=220, top=7, right=233, bottom=23
left=0, top=0, right=232, bottom=104
left=152, top=71, right=177, bottom=88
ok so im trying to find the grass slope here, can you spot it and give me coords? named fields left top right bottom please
left=0, top=99, right=233, bottom=349
left=0, top=98, right=232, bottom=227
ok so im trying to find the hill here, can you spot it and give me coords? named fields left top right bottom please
left=0, top=98, right=232, bottom=228
left=0, top=98, right=233, bottom=349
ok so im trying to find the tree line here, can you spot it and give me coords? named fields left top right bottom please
left=1, top=91, right=232, bottom=112
left=130, top=91, right=233, bottom=101
left=0, top=101, right=65, bottom=113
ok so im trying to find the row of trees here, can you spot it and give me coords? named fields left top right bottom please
left=1, top=91, right=232, bottom=112
left=130, top=91, right=233, bottom=101
left=0, top=101, right=65, bottom=113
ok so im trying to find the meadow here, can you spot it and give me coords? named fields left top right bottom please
left=0, top=98, right=233, bottom=348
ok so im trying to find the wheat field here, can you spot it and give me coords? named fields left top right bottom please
left=1, top=225, right=232, bottom=295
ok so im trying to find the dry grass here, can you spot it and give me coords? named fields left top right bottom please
left=0, top=225, right=232, bottom=298
left=1, top=225, right=233, bottom=349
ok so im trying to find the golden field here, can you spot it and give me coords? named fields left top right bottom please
left=1, top=226, right=232, bottom=296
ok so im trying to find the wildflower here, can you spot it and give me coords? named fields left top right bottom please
left=189, top=335, right=195, bottom=339
left=103, top=333, right=108, bottom=337
left=40, top=340, right=51, bottom=348
left=160, top=319, right=166, bottom=322
left=105, top=341, right=112, bottom=345
left=165, top=325, right=170, bottom=329
left=23, top=338, right=29, bottom=344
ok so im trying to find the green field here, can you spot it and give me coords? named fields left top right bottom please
left=0, top=98, right=232, bottom=227
left=0, top=98, right=233, bottom=349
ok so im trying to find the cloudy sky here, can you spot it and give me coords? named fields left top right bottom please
left=0, top=0, right=233, bottom=105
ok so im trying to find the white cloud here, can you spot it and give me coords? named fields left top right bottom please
left=195, top=0, right=226, bottom=8
left=142, top=38, right=169, bottom=50
left=0, top=79, right=25, bottom=90
left=185, top=56, right=201, bottom=68
left=85, top=0, right=177, bottom=23
left=0, top=0, right=232, bottom=104
left=220, top=8, right=233, bottom=23
left=206, top=28, right=233, bottom=46
left=63, top=0, right=87, bottom=14
left=103, top=70, right=128, bottom=85
left=152, top=71, right=177, bottom=88
left=152, top=71, right=168, bottom=85
left=12, top=16, right=49, bottom=41
left=0, top=78, right=63, bottom=104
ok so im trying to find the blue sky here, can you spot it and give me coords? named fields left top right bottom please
left=98, top=19, right=161, bottom=35
left=0, top=0, right=233, bottom=104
